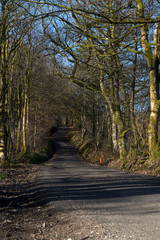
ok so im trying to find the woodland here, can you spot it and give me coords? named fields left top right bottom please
left=0, top=0, right=160, bottom=170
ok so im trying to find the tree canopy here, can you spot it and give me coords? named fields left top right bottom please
left=0, top=0, right=160, bottom=166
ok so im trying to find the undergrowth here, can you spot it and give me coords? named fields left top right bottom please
left=68, top=129, right=113, bottom=165
left=0, top=172, right=6, bottom=180
left=68, top=128, right=160, bottom=177
left=28, top=126, right=57, bottom=164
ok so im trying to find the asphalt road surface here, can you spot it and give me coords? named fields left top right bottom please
left=37, top=127, right=160, bottom=240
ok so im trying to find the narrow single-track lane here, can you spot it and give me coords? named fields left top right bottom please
left=37, top=127, right=160, bottom=240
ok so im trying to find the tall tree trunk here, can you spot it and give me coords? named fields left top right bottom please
left=33, top=110, right=37, bottom=150
left=96, top=111, right=100, bottom=150
left=104, top=104, right=118, bottom=152
left=130, top=41, right=138, bottom=144
left=113, top=105, right=126, bottom=158
left=92, top=96, right=96, bottom=141
left=22, top=74, right=28, bottom=154
left=16, top=76, right=22, bottom=155
left=0, top=2, right=8, bottom=164
left=0, top=67, right=8, bottom=164
left=81, top=97, right=87, bottom=140
left=148, top=67, right=159, bottom=151
left=22, top=27, right=31, bottom=154
left=111, top=112, right=118, bottom=152
left=100, top=75, right=126, bottom=158
left=136, top=1, right=160, bottom=154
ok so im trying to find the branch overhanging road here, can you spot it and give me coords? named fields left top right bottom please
left=37, top=127, right=160, bottom=240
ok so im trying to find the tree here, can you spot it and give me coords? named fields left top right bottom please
left=36, top=0, right=160, bottom=156
left=0, top=1, right=42, bottom=164
left=135, top=0, right=160, bottom=154
left=7, top=0, right=160, bottom=159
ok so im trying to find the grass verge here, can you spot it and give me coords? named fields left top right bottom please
left=68, top=128, right=160, bottom=177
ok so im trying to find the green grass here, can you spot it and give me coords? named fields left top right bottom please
left=0, top=172, right=6, bottom=180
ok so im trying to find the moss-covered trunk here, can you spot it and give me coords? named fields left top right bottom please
left=113, top=105, right=126, bottom=158
left=0, top=2, right=8, bottom=164
left=104, top=104, right=118, bottom=152
left=136, top=0, right=160, bottom=154
left=100, top=78, right=126, bottom=158
left=130, top=41, right=138, bottom=144
left=0, top=63, right=8, bottom=165
left=148, top=68, right=159, bottom=152
left=111, top=113, right=118, bottom=152
left=22, top=74, right=28, bottom=154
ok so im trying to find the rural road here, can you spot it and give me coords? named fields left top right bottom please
left=37, top=127, right=160, bottom=240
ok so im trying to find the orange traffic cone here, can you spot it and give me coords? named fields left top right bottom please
left=100, top=157, right=103, bottom=166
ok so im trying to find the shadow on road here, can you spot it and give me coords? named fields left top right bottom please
left=1, top=127, right=160, bottom=214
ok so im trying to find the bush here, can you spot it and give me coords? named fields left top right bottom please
left=28, top=126, right=57, bottom=164
left=49, top=126, right=58, bottom=136
left=0, top=172, right=6, bottom=180
left=28, top=152, right=48, bottom=164
left=28, top=140, right=55, bottom=164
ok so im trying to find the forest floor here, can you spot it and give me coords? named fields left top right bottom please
left=0, top=163, right=82, bottom=240
left=0, top=164, right=43, bottom=240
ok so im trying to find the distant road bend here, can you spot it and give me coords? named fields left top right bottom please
left=38, top=127, right=160, bottom=240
